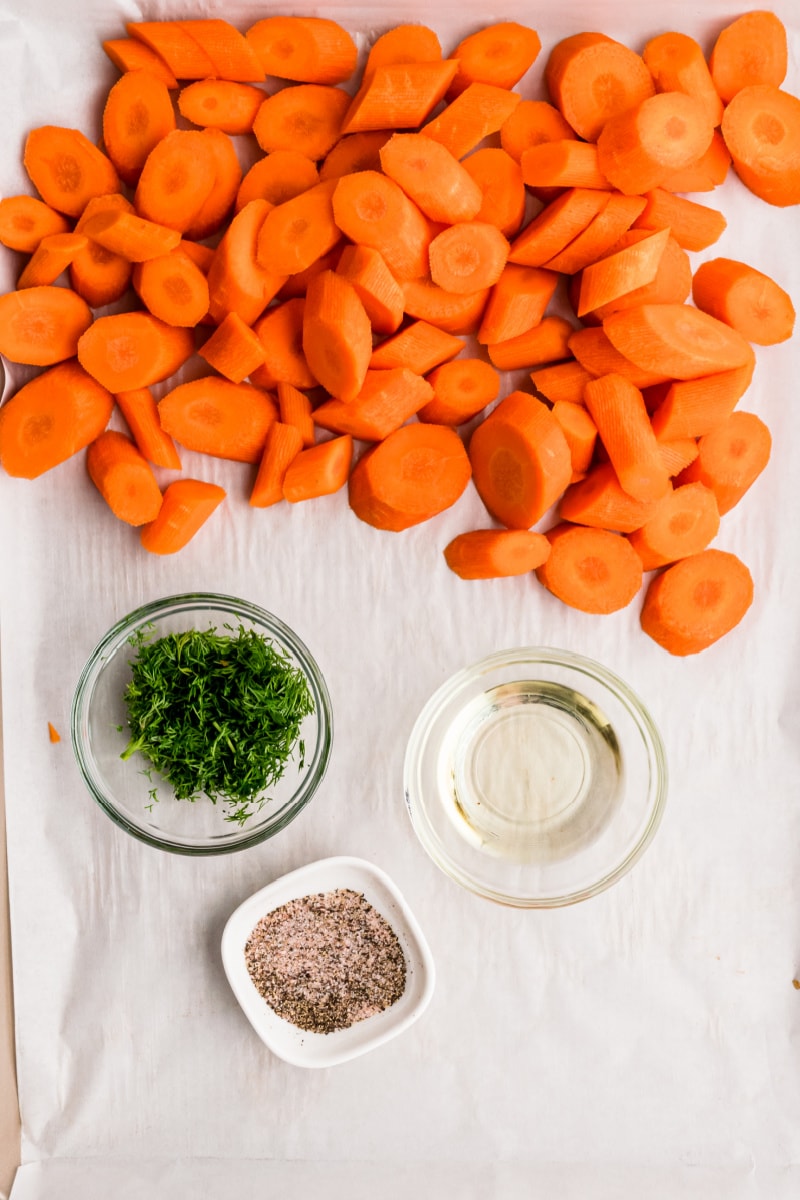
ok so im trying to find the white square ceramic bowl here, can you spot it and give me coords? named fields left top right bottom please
left=221, top=855, right=435, bottom=1067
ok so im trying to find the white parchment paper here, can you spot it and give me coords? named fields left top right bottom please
left=1, top=1, right=799, bottom=1196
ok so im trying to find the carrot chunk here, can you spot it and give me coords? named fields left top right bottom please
left=256, top=179, right=340, bottom=277
left=429, top=222, right=509, bottom=295
left=343, top=61, right=459, bottom=135
left=369, top=321, right=463, bottom=375
left=500, top=99, right=577, bottom=164
left=558, top=463, right=664, bottom=533
left=402, top=278, right=490, bottom=335
left=628, top=482, right=720, bottom=570
left=277, top=382, right=315, bottom=447
left=133, top=249, right=210, bottom=327
left=236, top=152, right=320, bottom=211
left=461, top=148, right=527, bottom=238
left=102, top=38, right=179, bottom=88
left=81, top=209, right=181, bottom=262
left=134, top=129, right=217, bottom=233
left=602, top=303, right=755, bottom=381
left=448, top=23, right=541, bottom=96
left=444, top=529, right=551, bottom=579
left=253, top=85, right=350, bottom=160
left=319, top=131, right=391, bottom=182
left=250, top=297, right=316, bottom=390
left=720, top=85, right=800, bottom=207
left=312, top=368, right=433, bottom=442
left=245, top=16, right=358, bottom=85
left=487, top=315, right=574, bottom=373
left=115, top=388, right=182, bottom=470
left=364, top=24, right=442, bottom=74
left=597, top=92, right=716, bottom=196
left=551, top=400, right=598, bottom=479
left=545, top=34, right=655, bottom=142
left=692, top=258, right=795, bottom=346
left=197, top=311, right=267, bottom=383
left=422, top=82, right=521, bottom=160
left=536, top=523, right=644, bottom=614
left=530, top=360, right=593, bottom=406
left=640, top=549, right=754, bottom=655
left=207, top=199, right=287, bottom=326
left=17, top=232, right=88, bottom=289
left=86, top=430, right=163, bottom=526
left=77, top=312, right=194, bottom=391
left=332, top=170, right=431, bottom=280
left=477, top=264, right=559, bottom=345
left=676, top=410, right=771, bottom=514
left=24, top=126, right=120, bottom=217
left=126, top=21, right=217, bottom=79
left=0, top=285, right=92, bottom=366
left=178, top=80, right=266, bottom=135
left=140, top=479, right=226, bottom=555
left=418, top=359, right=500, bottom=426
left=0, top=196, right=70, bottom=253
left=283, top=435, right=353, bottom=502
left=649, top=362, right=755, bottom=441
left=577, top=229, right=670, bottom=318
left=250, top=421, right=304, bottom=508
left=176, top=19, right=265, bottom=83
left=302, top=270, right=372, bottom=401
left=583, top=373, right=671, bottom=502
left=521, top=140, right=611, bottom=190
left=158, top=378, right=278, bottom=464
left=632, top=190, right=727, bottom=253
left=335, top=244, right=404, bottom=334
left=709, top=11, right=788, bottom=103
left=642, top=32, right=724, bottom=129
left=379, top=133, right=483, bottom=224
left=102, top=70, right=176, bottom=186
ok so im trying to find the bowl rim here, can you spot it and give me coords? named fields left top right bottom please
left=403, top=645, right=668, bottom=908
left=70, top=592, right=333, bottom=856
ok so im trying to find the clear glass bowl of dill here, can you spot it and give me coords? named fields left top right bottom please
left=71, top=594, right=333, bottom=854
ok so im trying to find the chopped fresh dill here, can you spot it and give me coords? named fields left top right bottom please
left=121, top=623, right=315, bottom=825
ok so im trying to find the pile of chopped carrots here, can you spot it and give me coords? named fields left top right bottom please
left=0, top=12, right=798, bottom=655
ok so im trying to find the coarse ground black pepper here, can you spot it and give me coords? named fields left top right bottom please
left=244, top=888, right=407, bottom=1034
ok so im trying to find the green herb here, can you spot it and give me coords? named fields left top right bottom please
left=121, top=623, right=314, bottom=825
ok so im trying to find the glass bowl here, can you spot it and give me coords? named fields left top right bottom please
left=71, top=593, right=333, bottom=855
left=403, top=647, right=667, bottom=907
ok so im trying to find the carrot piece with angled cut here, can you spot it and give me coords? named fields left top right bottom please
left=319, top=131, right=392, bottom=182
left=342, top=61, right=459, bottom=136
left=176, top=19, right=264, bottom=82
left=676, top=411, right=771, bottom=515
left=133, top=249, right=210, bottom=327
left=335, top=244, right=404, bottom=334
left=418, top=358, right=499, bottom=426
left=569, top=326, right=671, bottom=390
left=627, top=482, right=720, bottom=571
left=509, top=187, right=610, bottom=268
left=81, top=209, right=181, bottom=262
left=709, top=11, right=788, bottom=104
left=332, top=170, right=431, bottom=281
left=643, top=32, right=724, bottom=129
left=48, top=723, right=61, bottom=744
left=283, top=435, right=354, bottom=503
left=250, top=421, right=304, bottom=507
left=583, top=373, right=671, bottom=502
left=24, top=126, right=120, bottom=218
left=349, top=422, right=471, bottom=531
left=207, top=199, right=287, bottom=325
left=256, top=179, right=340, bottom=277
left=253, top=85, right=350, bottom=160
left=70, top=194, right=134, bottom=308
left=86, top=430, right=163, bottom=526
left=302, top=270, right=372, bottom=401
left=158, top=378, right=278, bottom=463
left=640, top=548, right=754, bottom=655
left=545, top=34, right=655, bottom=142
left=597, top=93, right=716, bottom=196
left=0, top=285, right=92, bottom=366
left=278, top=246, right=345, bottom=301
left=500, top=99, right=577, bottom=165
left=551, top=401, right=597, bottom=479
left=277, top=382, right=315, bottom=447
left=477, top=264, right=559, bottom=345
left=558, top=463, right=664, bottom=533
left=364, top=24, right=442, bottom=74
left=0, top=360, right=113, bottom=479
left=428, top=222, right=509, bottom=295
left=632, top=189, right=727, bottom=252
left=469, top=390, right=571, bottom=529
left=179, top=129, right=242, bottom=243
left=542, top=194, right=647, bottom=275
left=660, top=130, right=731, bottom=193
left=692, top=257, right=795, bottom=346
left=536, top=523, right=644, bottom=614
left=197, top=312, right=267, bottom=383
left=102, top=70, right=176, bottom=186
left=658, top=438, right=699, bottom=477
left=577, top=228, right=670, bottom=318
left=461, top=148, right=527, bottom=239
left=402, top=278, right=490, bottom=335
left=312, top=368, right=434, bottom=442
left=444, top=529, right=551, bottom=579
left=178, top=80, right=265, bottom=135
left=582, top=231, right=692, bottom=322
left=17, top=232, right=88, bottom=289
left=245, top=16, right=357, bottom=85
left=77, top=313, right=194, bottom=392
left=236, top=152, right=320, bottom=211
left=140, top=479, right=226, bottom=556
left=602, top=303, right=755, bottom=382
left=379, top=133, right=483, bottom=224
left=0, top=196, right=70, bottom=253
left=115, top=388, right=182, bottom=470
left=650, top=361, right=755, bottom=441
left=102, top=38, right=179, bottom=88
left=422, top=82, right=521, bottom=160
left=448, top=22, right=541, bottom=97
left=487, top=315, right=574, bottom=373
left=531, top=360, right=592, bottom=406
left=250, top=298, right=316, bottom=391
left=521, top=141, right=611, bottom=190
left=126, top=21, right=217, bottom=79
left=370, top=321, right=464, bottom=374
left=134, top=129, right=217, bottom=233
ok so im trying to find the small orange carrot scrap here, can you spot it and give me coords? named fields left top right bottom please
left=536, top=523, right=644, bottom=614
left=24, top=126, right=120, bottom=217
left=444, top=529, right=551, bottom=579
left=312, top=368, right=434, bottom=442
left=86, top=430, right=163, bottom=526
left=250, top=421, right=304, bottom=508
left=283, top=434, right=354, bottom=503
left=245, top=16, right=358, bottom=85
left=302, top=269, right=372, bottom=401
left=102, top=70, right=176, bottom=186
left=369, top=321, right=464, bottom=374
left=640, top=549, right=754, bottom=655
left=48, top=723, right=61, bottom=744
left=418, top=358, right=500, bottom=426
left=692, top=257, right=796, bottom=346
left=0, top=285, right=92, bottom=366
left=197, top=312, right=267, bottom=383
left=17, top=232, right=88, bottom=289
left=349, top=423, right=471, bottom=531
left=158, top=378, right=278, bottom=464
left=140, top=479, right=226, bottom=556
left=115, top=388, right=182, bottom=470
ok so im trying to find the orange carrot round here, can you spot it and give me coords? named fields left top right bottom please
left=302, top=270, right=372, bottom=401
left=597, top=92, right=716, bottom=196
left=628, top=482, right=720, bottom=571
left=379, top=133, right=483, bottom=224
left=545, top=33, right=655, bottom=142
left=428, top=221, right=509, bottom=295
left=178, top=80, right=266, bottom=135
left=102, top=37, right=179, bottom=89
left=461, top=148, right=527, bottom=238
left=158, top=378, right=278, bottom=464
left=709, top=11, right=788, bottom=104
left=721, top=85, right=800, bottom=208
left=0, top=285, right=92, bottom=366
left=642, top=32, right=724, bottom=129
left=640, top=548, right=754, bottom=655
left=134, top=249, right=210, bottom=327
left=134, top=129, right=218, bottom=233
left=245, top=16, right=358, bottom=85
left=86, top=430, right=163, bottom=526
left=23, top=126, right=120, bottom=217
left=444, top=529, right=551, bottom=579
left=536, top=523, right=644, bottom=614
left=418, top=359, right=500, bottom=426
left=319, top=131, right=391, bottom=182
left=252, top=85, right=350, bottom=160
left=102, top=70, right=176, bottom=186
left=364, top=24, right=441, bottom=73
left=602, top=303, right=755, bottom=382
left=77, top=312, right=194, bottom=391
left=692, top=257, right=795, bottom=346
left=402, top=277, right=490, bottom=335
left=448, top=22, right=541, bottom=96
left=0, top=196, right=70, bottom=253
left=332, top=170, right=431, bottom=281
left=676, top=410, right=771, bottom=515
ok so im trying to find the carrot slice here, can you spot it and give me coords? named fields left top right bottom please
left=558, top=463, right=665, bottom=533
left=70, top=193, right=134, bottom=308
left=24, top=126, right=120, bottom=218
left=691, top=257, right=795, bottom=346
left=477, top=264, right=559, bottom=345
left=133, top=249, right=210, bottom=327
left=545, top=34, right=655, bottom=142
left=469, top=391, right=572, bottom=529
left=640, top=549, right=754, bottom=655
left=521, top=140, right=611, bottom=190
left=77, top=312, right=194, bottom=391
left=577, top=229, right=670, bottom=318
left=536, top=523, right=643, bottom=614
left=461, top=148, right=527, bottom=239
left=283, top=435, right=354, bottom=503
left=0, top=196, right=70, bottom=253
left=332, top=170, right=431, bottom=281
left=569, top=326, right=671, bottom=390
left=597, top=93, right=716, bottom=195
left=102, top=70, right=176, bottom=186
left=17, top=232, right=88, bottom=289
left=253, top=85, right=350, bottom=160
left=508, top=187, right=610, bottom=268
left=428, top=222, right=509, bottom=295
left=126, top=21, right=216, bottom=80
left=676, top=410, right=771, bottom=514
left=369, top=321, right=463, bottom=374
left=542, top=194, right=647, bottom=275
left=140, top=479, right=226, bottom=555
left=627, top=482, right=720, bottom=571
left=250, top=421, right=304, bottom=508
left=81, top=209, right=181, bottom=262
left=179, top=129, right=242, bottom=243
left=487, top=315, right=574, bottom=373
left=422, top=82, right=521, bottom=160
left=721, top=84, right=800, bottom=207
left=349, top=422, right=471, bottom=531
left=448, top=22, right=541, bottom=96
left=134, top=129, right=217, bottom=233
left=250, top=298, right=316, bottom=391
left=642, top=32, right=724, bottom=129
left=500, top=99, right=577, bottom=163
left=659, top=130, right=731, bottom=193
left=197, top=311, right=267, bottom=383
left=364, top=25, right=442, bottom=74
left=551, top=400, right=598, bottom=479
left=302, top=270, right=372, bottom=401
left=178, top=80, right=265, bottom=135
left=115, top=388, right=182, bottom=470
left=418, top=359, right=499, bottom=426
left=86, top=430, right=163, bottom=526
left=102, top=38, right=179, bottom=89
left=277, top=382, right=315, bottom=447
left=379, top=133, right=483, bottom=224
left=583, top=231, right=692, bottom=321
left=245, top=17, right=358, bottom=85
left=649, top=361, right=755, bottom=441
left=583, top=373, right=671, bottom=502
left=0, top=360, right=113, bottom=479
left=0, top=285, right=92, bottom=366
left=402, top=278, right=490, bottom=335
left=319, top=131, right=392, bottom=182
left=342, top=61, right=459, bottom=136
left=335, top=244, right=404, bottom=334
left=530, top=360, right=593, bottom=406
left=236, top=152, right=319, bottom=211
left=207, top=199, right=287, bottom=326
left=444, top=529, right=550, bottom=579
left=632, top=189, right=727, bottom=252
left=602, top=303, right=755, bottom=381
left=176, top=19, right=264, bottom=83
left=312, top=368, right=434, bottom=442
left=256, top=179, right=340, bottom=277
left=709, top=11, right=788, bottom=103
left=158, top=378, right=278, bottom=463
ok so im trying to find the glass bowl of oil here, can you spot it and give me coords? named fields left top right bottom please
left=403, top=647, right=667, bottom=907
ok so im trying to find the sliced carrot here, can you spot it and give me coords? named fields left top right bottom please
left=500, top=99, right=577, bottom=164
left=133, top=249, right=210, bottom=327
left=283, top=435, right=353, bottom=503
left=676, top=410, right=772, bottom=514
left=487, top=315, right=574, bottom=373
left=448, top=22, right=541, bottom=97
left=569, top=326, right=671, bottom=390
left=583, top=373, right=671, bottom=502
left=335, top=243, right=404, bottom=335
left=597, top=92, right=716, bottom=196
left=627, top=482, right=720, bottom=571
left=250, top=298, right=316, bottom=391
left=77, top=312, right=194, bottom=392
left=558, top=462, right=665, bottom=533
left=24, top=126, right=120, bottom=218
left=640, top=548, right=754, bottom=655
left=312, top=368, right=433, bottom=442
left=584, top=232, right=692, bottom=321
left=181, top=129, right=243, bottom=243
left=70, top=193, right=134, bottom=308
left=302, top=270, right=372, bottom=401
left=692, top=257, right=795, bottom=346
left=17, top=232, right=88, bottom=289
left=508, top=187, right=610, bottom=268
left=642, top=32, right=724, bottom=129
left=369, top=321, right=463, bottom=374
left=460, top=148, right=527, bottom=239
left=197, top=311, right=267, bottom=383
left=102, top=70, right=176, bottom=186
left=319, top=131, right=391, bottom=182
left=602, top=303, right=755, bottom=381
left=709, top=11, right=788, bottom=104
left=418, top=358, right=499, bottom=426
left=102, top=38, right=179, bottom=88
left=253, top=85, right=350, bottom=160
left=158, top=378, right=278, bottom=464
left=48, top=722, right=61, bottom=744
left=551, top=400, right=597, bottom=479
left=444, top=529, right=551, bottom=579
left=379, top=133, right=483, bottom=224
left=126, top=21, right=217, bottom=80
left=650, top=361, right=755, bottom=441
left=349, top=422, right=471, bottom=530
left=81, top=208, right=181, bottom=262
left=332, top=170, right=431, bottom=281
left=659, top=130, right=731, bottom=193
left=469, top=390, right=571, bottom=528
left=428, top=222, right=509, bottom=295
left=134, top=129, right=217, bottom=233
left=342, top=61, right=459, bottom=136
left=402, top=278, right=490, bottom=335
left=632, top=189, right=727, bottom=252
left=422, top=82, right=521, bottom=160
left=178, top=80, right=265, bottom=135
left=721, top=84, right=800, bottom=207
left=364, top=25, right=442, bottom=74
left=250, top=421, right=304, bottom=508
left=477, top=264, right=559, bottom=345
left=545, top=34, right=655, bottom=142
left=256, top=179, right=340, bottom=277
left=536, top=522, right=643, bottom=613
left=207, top=199, right=287, bottom=326
left=577, top=229, right=670, bottom=318
left=0, top=360, right=113, bottom=479
left=542, top=194, right=647, bottom=275
left=86, top=430, right=163, bottom=526
left=0, top=196, right=70, bottom=254
left=521, top=141, right=611, bottom=190
left=115, top=387, right=182, bottom=470
left=176, top=19, right=264, bottom=83
left=277, top=382, right=315, bottom=447
left=245, top=16, right=358, bottom=85
left=0, top=285, right=92, bottom=366
left=140, top=479, right=226, bottom=555
left=236, top=152, right=319, bottom=211
left=531, top=360, right=593, bottom=406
